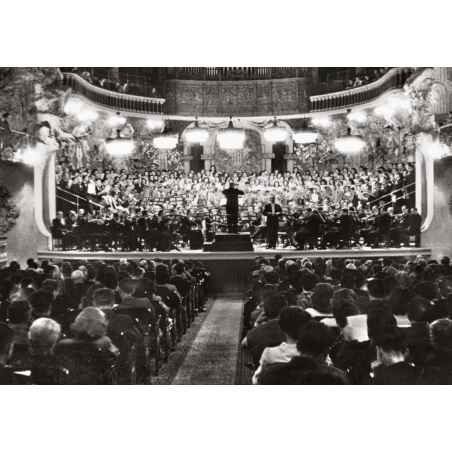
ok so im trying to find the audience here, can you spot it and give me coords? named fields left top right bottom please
left=245, top=252, right=452, bottom=385
left=0, top=256, right=208, bottom=384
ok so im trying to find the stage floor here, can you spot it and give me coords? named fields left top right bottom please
left=37, top=244, right=432, bottom=262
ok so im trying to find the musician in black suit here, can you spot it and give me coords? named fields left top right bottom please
left=52, top=211, right=78, bottom=250
left=263, top=196, right=282, bottom=249
left=294, top=209, right=323, bottom=250
left=324, top=209, right=354, bottom=249
left=222, top=182, right=244, bottom=234
left=409, top=207, right=422, bottom=247
left=389, top=205, right=411, bottom=247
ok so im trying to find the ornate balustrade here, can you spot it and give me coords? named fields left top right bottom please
left=309, top=67, right=411, bottom=113
left=166, top=67, right=312, bottom=81
left=62, top=73, right=165, bottom=115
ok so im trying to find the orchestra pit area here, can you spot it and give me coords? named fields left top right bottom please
left=0, top=66, right=452, bottom=385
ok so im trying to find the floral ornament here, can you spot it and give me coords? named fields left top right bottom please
left=0, top=186, right=20, bottom=235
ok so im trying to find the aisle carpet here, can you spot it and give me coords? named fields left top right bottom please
left=165, top=296, right=244, bottom=385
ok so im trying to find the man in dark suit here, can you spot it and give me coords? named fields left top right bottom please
left=263, top=195, right=282, bottom=249
left=324, top=208, right=354, bottom=249
left=409, top=207, right=422, bottom=247
left=294, top=209, right=323, bottom=250
left=52, top=211, right=68, bottom=237
left=222, top=182, right=244, bottom=233
left=389, top=205, right=411, bottom=247
left=52, top=211, right=78, bottom=250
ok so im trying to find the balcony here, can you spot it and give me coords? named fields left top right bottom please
left=166, top=67, right=312, bottom=81
left=309, top=67, right=411, bottom=113
left=62, top=72, right=165, bottom=115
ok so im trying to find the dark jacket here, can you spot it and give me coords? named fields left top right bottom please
left=260, top=356, right=349, bottom=385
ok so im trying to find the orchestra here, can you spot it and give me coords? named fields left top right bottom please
left=53, top=162, right=420, bottom=251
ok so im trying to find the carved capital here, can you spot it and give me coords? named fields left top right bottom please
left=180, top=155, right=193, bottom=161
left=262, top=153, right=275, bottom=158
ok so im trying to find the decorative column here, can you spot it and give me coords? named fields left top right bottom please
left=201, top=144, right=214, bottom=171
left=263, top=142, right=274, bottom=173
left=286, top=138, right=294, bottom=172
left=418, top=144, right=435, bottom=233
left=34, top=144, right=53, bottom=250
left=182, top=142, right=192, bottom=174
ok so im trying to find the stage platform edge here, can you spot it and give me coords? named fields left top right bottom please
left=37, top=246, right=433, bottom=262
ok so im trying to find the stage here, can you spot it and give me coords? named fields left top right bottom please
left=37, top=245, right=432, bottom=293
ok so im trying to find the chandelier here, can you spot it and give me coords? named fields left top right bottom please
left=106, top=112, right=134, bottom=155
left=186, top=117, right=209, bottom=143
left=153, top=124, right=179, bottom=150
left=264, top=117, right=287, bottom=142
left=217, top=116, right=245, bottom=149
left=335, top=127, right=366, bottom=153
left=293, top=119, right=318, bottom=144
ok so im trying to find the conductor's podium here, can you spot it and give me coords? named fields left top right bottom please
left=210, top=232, right=254, bottom=252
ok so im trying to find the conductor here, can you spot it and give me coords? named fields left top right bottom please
left=263, top=195, right=282, bottom=249
left=222, top=182, right=244, bottom=233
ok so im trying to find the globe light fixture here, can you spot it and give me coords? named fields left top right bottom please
left=264, top=117, right=287, bottom=142
left=106, top=112, right=134, bottom=155
left=77, top=108, right=98, bottom=122
left=312, top=116, right=331, bottom=127
left=346, top=109, right=367, bottom=123
left=335, top=128, right=366, bottom=153
left=186, top=117, right=209, bottom=143
left=153, top=124, right=179, bottom=150
left=217, top=116, right=245, bottom=150
left=374, top=105, right=394, bottom=117
left=293, top=119, right=318, bottom=144
left=429, top=141, right=449, bottom=159
left=147, top=118, right=165, bottom=130
left=22, top=146, right=39, bottom=165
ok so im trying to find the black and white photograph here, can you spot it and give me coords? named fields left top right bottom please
left=2, top=63, right=451, bottom=387
left=2, top=4, right=452, bottom=449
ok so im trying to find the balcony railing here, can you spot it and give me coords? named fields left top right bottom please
left=60, top=67, right=160, bottom=97
left=309, top=67, right=411, bottom=113
left=62, top=72, right=165, bottom=115
left=166, top=67, right=312, bottom=81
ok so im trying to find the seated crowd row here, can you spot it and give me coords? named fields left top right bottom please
left=242, top=253, right=452, bottom=384
left=0, top=257, right=210, bottom=384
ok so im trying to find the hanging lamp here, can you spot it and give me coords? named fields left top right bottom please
left=186, top=117, right=209, bottom=143
left=264, top=117, right=287, bottom=142
left=217, top=116, right=245, bottom=149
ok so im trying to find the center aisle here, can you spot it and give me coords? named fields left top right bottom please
left=170, top=295, right=244, bottom=385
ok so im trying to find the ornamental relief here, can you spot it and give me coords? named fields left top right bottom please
left=256, top=84, right=271, bottom=104
left=204, top=85, right=218, bottom=106
left=167, top=79, right=312, bottom=116
left=272, top=81, right=297, bottom=107
left=178, top=84, right=203, bottom=105
left=221, top=84, right=256, bottom=107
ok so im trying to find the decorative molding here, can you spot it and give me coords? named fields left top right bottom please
left=262, top=153, right=275, bottom=158
left=166, top=78, right=311, bottom=117
left=201, top=154, right=213, bottom=160
left=283, top=154, right=297, bottom=160
left=180, top=155, right=193, bottom=161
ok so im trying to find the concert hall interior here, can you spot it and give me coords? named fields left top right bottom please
left=1, top=66, right=452, bottom=385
